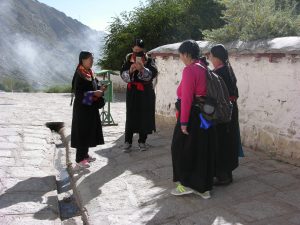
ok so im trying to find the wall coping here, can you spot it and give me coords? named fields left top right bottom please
left=148, top=36, right=300, bottom=57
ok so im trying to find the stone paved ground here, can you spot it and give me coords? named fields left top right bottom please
left=0, top=93, right=300, bottom=225
left=0, top=93, right=67, bottom=224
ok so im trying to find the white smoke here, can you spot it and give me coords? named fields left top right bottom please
left=0, top=0, right=105, bottom=89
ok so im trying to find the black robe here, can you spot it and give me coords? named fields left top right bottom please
left=171, top=100, right=216, bottom=193
left=71, top=71, right=105, bottom=148
left=214, top=66, right=240, bottom=176
left=120, top=53, right=158, bottom=134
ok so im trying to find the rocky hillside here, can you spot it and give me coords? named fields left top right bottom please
left=0, top=0, right=105, bottom=90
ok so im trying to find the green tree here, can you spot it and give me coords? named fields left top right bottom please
left=99, top=0, right=224, bottom=70
left=204, top=0, right=300, bottom=43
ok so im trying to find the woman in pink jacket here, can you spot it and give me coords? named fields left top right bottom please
left=171, top=40, right=216, bottom=199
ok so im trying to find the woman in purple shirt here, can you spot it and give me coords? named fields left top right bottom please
left=171, top=40, right=216, bottom=199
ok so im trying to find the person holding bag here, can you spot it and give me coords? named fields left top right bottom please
left=171, top=40, right=217, bottom=199
left=71, top=51, right=107, bottom=170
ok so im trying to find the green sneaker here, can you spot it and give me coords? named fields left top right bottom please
left=171, top=183, right=194, bottom=196
left=194, top=190, right=211, bottom=199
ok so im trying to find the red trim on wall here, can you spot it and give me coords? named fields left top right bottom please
left=150, top=52, right=297, bottom=63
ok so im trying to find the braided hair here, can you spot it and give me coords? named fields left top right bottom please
left=210, top=44, right=237, bottom=85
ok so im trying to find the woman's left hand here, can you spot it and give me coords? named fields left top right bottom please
left=135, top=61, right=145, bottom=71
left=94, top=90, right=103, bottom=98
left=100, top=85, right=108, bottom=92
left=181, top=125, right=189, bottom=135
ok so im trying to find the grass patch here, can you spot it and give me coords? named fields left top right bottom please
left=0, top=78, right=35, bottom=92
left=44, top=84, right=72, bottom=93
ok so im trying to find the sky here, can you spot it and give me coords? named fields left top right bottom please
left=38, top=0, right=147, bottom=31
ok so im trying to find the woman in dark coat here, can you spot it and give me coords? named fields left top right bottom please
left=171, top=40, right=217, bottom=199
left=120, top=39, right=158, bottom=152
left=209, top=44, right=242, bottom=185
left=71, top=51, right=106, bottom=170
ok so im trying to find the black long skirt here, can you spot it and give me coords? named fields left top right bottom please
left=125, top=84, right=156, bottom=134
left=171, top=102, right=216, bottom=193
left=215, top=101, right=240, bottom=177
left=71, top=98, right=104, bottom=148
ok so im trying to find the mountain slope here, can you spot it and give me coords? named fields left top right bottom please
left=0, top=0, right=105, bottom=90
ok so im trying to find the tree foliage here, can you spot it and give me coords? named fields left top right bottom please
left=99, top=0, right=224, bottom=70
left=204, top=0, right=300, bottom=43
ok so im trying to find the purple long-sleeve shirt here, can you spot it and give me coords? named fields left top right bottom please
left=177, top=60, right=207, bottom=125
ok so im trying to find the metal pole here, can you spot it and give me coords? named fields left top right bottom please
left=107, top=72, right=111, bottom=124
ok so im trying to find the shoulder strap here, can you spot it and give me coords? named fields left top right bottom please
left=195, top=62, right=211, bottom=73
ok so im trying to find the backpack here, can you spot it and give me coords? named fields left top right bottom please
left=195, top=63, right=232, bottom=124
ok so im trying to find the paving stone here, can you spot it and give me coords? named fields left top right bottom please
left=249, top=214, right=297, bottom=225
left=21, top=150, right=46, bottom=158
left=0, top=191, right=59, bottom=216
left=0, top=142, right=19, bottom=149
left=230, top=198, right=292, bottom=223
left=274, top=188, right=300, bottom=210
left=0, top=215, right=61, bottom=225
left=23, top=143, right=49, bottom=150
left=0, top=157, right=16, bottom=166
left=179, top=207, right=246, bottom=225
left=23, top=128, right=51, bottom=135
left=6, top=135, right=22, bottom=143
left=256, top=172, right=300, bottom=189
left=0, top=167, right=8, bottom=178
left=0, top=137, right=7, bottom=142
left=232, top=164, right=260, bottom=180
left=24, top=136, right=48, bottom=145
left=0, top=176, right=56, bottom=194
left=220, top=179, right=277, bottom=200
left=0, top=129, right=19, bottom=136
left=20, top=157, right=53, bottom=167
left=0, top=150, right=13, bottom=157
left=288, top=213, right=300, bottom=224
left=8, top=166, right=53, bottom=178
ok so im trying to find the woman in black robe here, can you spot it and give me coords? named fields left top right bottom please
left=71, top=51, right=106, bottom=170
left=209, top=44, right=241, bottom=185
left=120, top=39, right=158, bottom=152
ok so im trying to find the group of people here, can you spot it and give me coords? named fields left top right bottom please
left=70, top=38, right=243, bottom=199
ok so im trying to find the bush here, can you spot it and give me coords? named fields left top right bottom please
left=204, top=0, right=300, bottom=43
left=0, top=78, right=35, bottom=92
left=45, top=85, right=72, bottom=93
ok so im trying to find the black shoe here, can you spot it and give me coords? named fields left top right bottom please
left=214, top=177, right=233, bottom=186
left=139, top=143, right=147, bottom=151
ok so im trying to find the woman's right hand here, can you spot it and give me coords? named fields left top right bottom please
left=129, top=64, right=137, bottom=74
left=94, top=90, right=103, bottom=98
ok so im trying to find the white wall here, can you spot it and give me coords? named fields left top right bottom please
left=154, top=56, right=185, bottom=117
left=154, top=54, right=300, bottom=165
left=110, top=75, right=127, bottom=92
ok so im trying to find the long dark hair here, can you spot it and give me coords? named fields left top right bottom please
left=72, top=51, right=93, bottom=92
left=78, top=51, right=93, bottom=66
left=179, top=40, right=208, bottom=65
left=210, top=44, right=237, bottom=85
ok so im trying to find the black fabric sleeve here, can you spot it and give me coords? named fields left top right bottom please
left=74, top=73, right=86, bottom=103
left=120, top=53, right=132, bottom=74
left=145, top=57, right=158, bottom=79
left=216, top=68, right=236, bottom=97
